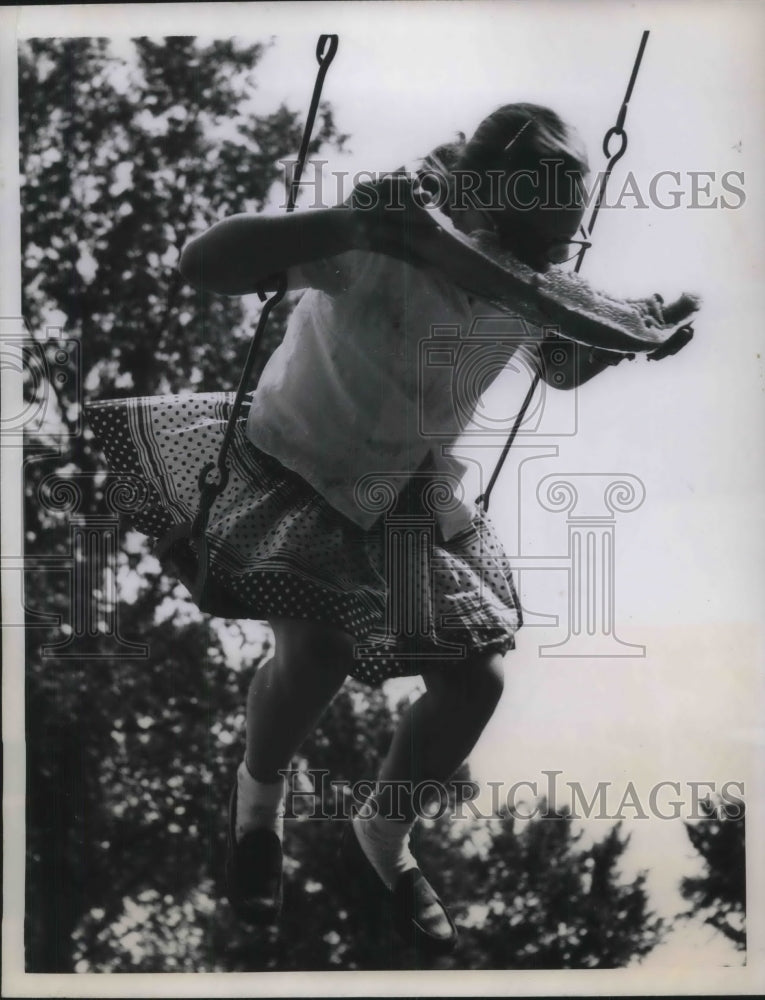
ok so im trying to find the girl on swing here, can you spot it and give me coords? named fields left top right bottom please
left=87, top=103, right=697, bottom=953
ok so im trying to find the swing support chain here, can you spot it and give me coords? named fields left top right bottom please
left=585, top=28, right=650, bottom=243
left=155, top=35, right=339, bottom=606
left=254, top=33, right=338, bottom=304
left=475, top=29, right=650, bottom=514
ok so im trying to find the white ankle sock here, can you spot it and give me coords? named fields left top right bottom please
left=236, top=761, right=285, bottom=842
left=352, top=800, right=418, bottom=891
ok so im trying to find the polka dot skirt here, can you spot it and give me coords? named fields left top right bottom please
left=85, top=392, right=522, bottom=687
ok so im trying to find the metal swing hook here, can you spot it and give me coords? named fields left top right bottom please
left=317, top=33, right=339, bottom=65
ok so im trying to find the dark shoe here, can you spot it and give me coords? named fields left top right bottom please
left=226, top=784, right=283, bottom=924
left=339, top=821, right=457, bottom=955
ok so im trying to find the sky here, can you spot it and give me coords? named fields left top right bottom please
left=3, top=1, right=765, bottom=996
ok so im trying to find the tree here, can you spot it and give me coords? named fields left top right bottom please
left=680, top=795, right=746, bottom=952
left=450, top=808, right=663, bottom=969
left=65, top=676, right=667, bottom=972
left=18, top=34, right=345, bottom=972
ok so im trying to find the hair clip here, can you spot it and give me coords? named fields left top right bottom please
left=504, top=119, right=533, bottom=153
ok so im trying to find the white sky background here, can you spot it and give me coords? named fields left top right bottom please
left=3, top=0, right=765, bottom=995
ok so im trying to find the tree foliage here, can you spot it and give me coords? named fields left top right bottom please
left=446, top=809, right=663, bottom=969
left=19, top=36, right=343, bottom=406
left=18, top=35, right=665, bottom=973
left=19, top=33, right=344, bottom=972
left=680, top=795, right=746, bottom=952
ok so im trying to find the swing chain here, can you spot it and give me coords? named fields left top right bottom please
left=477, top=29, right=650, bottom=514
left=586, top=29, right=649, bottom=241
left=602, top=124, right=628, bottom=164
left=255, top=33, right=338, bottom=303
left=286, top=34, right=339, bottom=213
left=156, top=37, right=338, bottom=605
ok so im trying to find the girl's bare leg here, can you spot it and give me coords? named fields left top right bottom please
left=345, top=649, right=504, bottom=951
left=229, top=619, right=353, bottom=920
left=351, top=649, right=505, bottom=904
left=245, top=618, right=354, bottom=782
left=376, top=650, right=505, bottom=819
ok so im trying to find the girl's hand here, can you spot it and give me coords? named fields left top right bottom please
left=628, top=291, right=698, bottom=328
left=629, top=293, right=696, bottom=358
left=646, top=323, right=694, bottom=360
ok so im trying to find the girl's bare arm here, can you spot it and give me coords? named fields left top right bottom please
left=178, top=206, right=363, bottom=295
left=177, top=174, right=445, bottom=296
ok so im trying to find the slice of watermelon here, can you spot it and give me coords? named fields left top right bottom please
left=414, top=210, right=700, bottom=354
